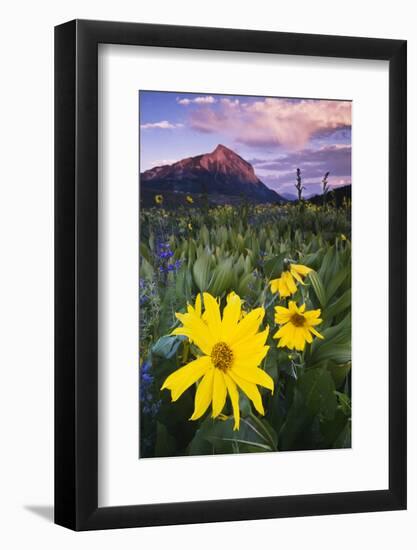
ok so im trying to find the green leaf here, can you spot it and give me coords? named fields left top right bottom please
left=310, top=343, right=351, bottom=365
left=154, top=422, right=177, bottom=457
left=329, top=362, right=351, bottom=389
left=308, top=270, right=327, bottom=307
left=333, top=421, right=351, bottom=448
left=309, top=316, right=351, bottom=365
left=326, top=265, right=350, bottom=301
left=139, top=242, right=153, bottom=265
left=140, top=257, right=154, bottom=279
left=264, top=254, right=285, bottom=279
left=152, top=335, right=186, bottom=359
left=200, top=224, right=210, bottom=246
left=278, top=367, right=337, bottom=450
left=325, top=289, right=351, bottom=320
left=209, top=259, right=234, bottom=296
left=237, top=272, right=256, bottom=297
left=335, top=390, right=352, bottom=417
left=193, top=253, right=212, bottom=291
left=189, top=414, right=277, bottom=455
left=298, top=367, right=337, bottom=420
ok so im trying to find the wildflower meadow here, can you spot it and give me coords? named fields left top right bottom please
left=139, top=199, right=351, bottom=457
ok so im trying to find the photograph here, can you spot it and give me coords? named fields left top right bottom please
left=139, top=91, right=352, bottom=458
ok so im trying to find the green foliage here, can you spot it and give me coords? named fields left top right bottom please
left=139, top=201, right=351, bottom=457
left=189, top=414, right=277, bottom=455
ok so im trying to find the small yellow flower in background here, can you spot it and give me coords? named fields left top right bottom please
left=186, top=195, right=194, bottom=204
left=270, top=262, right=312, bottom=298
left=188, top=222, right=193, bottom=230
left=154, top=194, right=163, bottom=205
left=161, top=291, right=273, bottom=430
left=273, top=301, right=324, bottom=351
left=270, top=271, right=297, bottom=297
left=340, top=233, right=347, bottom=241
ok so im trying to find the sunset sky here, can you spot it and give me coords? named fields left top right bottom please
left=139, top=91, right=351, bottom=197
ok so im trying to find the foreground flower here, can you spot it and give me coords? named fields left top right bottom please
left=270, top=262, right=312, bottom=298
left=186, top=195, right=194, bottom=204
left=154, top=194, right=163, bottom=205
left=161, top=292, right=273, bottom=430
left=273, top=301, right=324, bottom=351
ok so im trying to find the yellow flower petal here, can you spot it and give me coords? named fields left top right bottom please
left=228, top=307, right=265, bottom=345
left=290, top=269, right=304, bottom=284
left=235, top=350, right=269, bottom=370
left=221, top=292, right=242, bottom=335
left=190, top=367, right=215, bottom=421
left=202, top=292, right=222, bottom=336
left=224, top=374, right=240, bottom=431
left=211, top=369, right=227, bottom=418
left=282, top=271, right=297, bottom=294
left=195, top=293, right=202, bottom=317
left=309, top=326, right=324, bottom=339
left=161, top=356, right=212, bottom=401
left=231, top=365, right=274, bottom=393
left=290, top=263, right=312, bottom=277
left=275, top=306, right=292, bottom=324
left=233, top=326, right=269, bottom=353
left=288, top=301, right=298, bottom=313
left=269, top=278, right=280, bottom=294
left=228, top=371, right=265, bottom=416
left=304, top=309, right=321, bottom=320
left=173, top=311, right=214, bottom=355
left=303, top=327, right=313, bottom=344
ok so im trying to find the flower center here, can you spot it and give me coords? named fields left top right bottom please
left=211, top=341, right=234, bottom=371
left=291, top=313, right=306, bottom=327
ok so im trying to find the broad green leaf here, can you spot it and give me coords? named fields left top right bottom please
left=155, top=422, right=177, bottom=457
left=329, top=362, right=351, bottom=389
left=152, top=335, right=186, bottom=359
left=325, top=289, right=351, bottom=320
left=140, top=257, right=154, bottom=279
left=264, top=254, right=285, bottom=279
left=298, top=367, right=337, bottom=420
left=192, top=253, right=212, bottom=291
left=309, top=270, right=327, bottom=307
left=189, top=414, right=277, bottom=455
left=209, top=259, right=234, bottom=296
left=326, top=265, right=350, bottom=301
left=139, top=242, right=153, bottom=265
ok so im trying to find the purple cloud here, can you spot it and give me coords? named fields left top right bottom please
left=189, top=98, right=351, bottom=150
left=254, top=145, right=351, bottom=195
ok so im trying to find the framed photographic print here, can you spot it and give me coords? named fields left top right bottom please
left=55, top=20, right=407, bottom=530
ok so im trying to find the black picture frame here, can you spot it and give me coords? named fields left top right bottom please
left=55, top=19, right=407, bottom=531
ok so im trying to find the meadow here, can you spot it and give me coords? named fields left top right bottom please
left=139, top=198, right=351, bottom=458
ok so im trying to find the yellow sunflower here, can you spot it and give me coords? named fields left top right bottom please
left=186, top=195, right=194, bottom=204
left=273, top=301, right=324, bottom=351
left=161, top=291, right=273, bottom=430
left=270, top=262, right=312, bottom=298
left=154, top=194, right=163, bottom=205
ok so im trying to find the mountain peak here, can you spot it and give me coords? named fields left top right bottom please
left=141, top=145, right=284, bottom=204
left=213, top=144, right=231, bottom=153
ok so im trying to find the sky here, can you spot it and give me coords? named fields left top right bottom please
left=139, top=91, right=351, bottom=197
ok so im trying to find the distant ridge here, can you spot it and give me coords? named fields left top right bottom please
left=307, top=184, right=351, bottom=206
